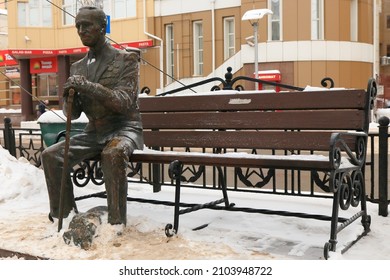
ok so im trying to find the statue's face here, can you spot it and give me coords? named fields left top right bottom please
left=75, top=10, right=104, bottom=47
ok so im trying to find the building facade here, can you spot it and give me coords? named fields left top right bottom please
left=3, top=0, right=157, bottom=120
left=379, top=0, right=390, bottom=106
left=153, top=0, right=377, bottom=94
left=1, top=0, right=379, bottom=120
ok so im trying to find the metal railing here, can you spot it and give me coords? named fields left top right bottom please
left=366, top=117, right=389, bottom=216
left=0, top=69, right=387, bottom=216
left=1, top=117, right=44, bottom=167
left=1, top=115, right=389, bottom=216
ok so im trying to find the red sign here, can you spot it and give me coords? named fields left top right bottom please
left=30, top=57, right=58, bottom=74
left=9, top=39, right=154, bottom=59
left=5, top=67, right=20, bottom=79
left=259, top=74, right=281, bottom=81
left=0, top=50, right=18, bottom=67
left=57, top=47, right=89, bottom=55
left=256, top=71, right=281, bottom=82
left=254, top=70, right=282, bottom=92
left=112, top=39, right=154, bottom=49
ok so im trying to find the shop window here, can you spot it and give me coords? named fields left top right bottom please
left=1, top=67, right=21, bottom=106
left=11, top=87, right=21, bottom=105
left=0, top=73, right=9, bottom=106
left=8, top=78, right=21, bottom=105
left=387, top=15, right=390, bottom=29
left=36, top=74, right=58, bottom=98
left=387, top=45, right=390, bottom=57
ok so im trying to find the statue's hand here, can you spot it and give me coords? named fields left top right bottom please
left=64, top=75, right=89, bottom=97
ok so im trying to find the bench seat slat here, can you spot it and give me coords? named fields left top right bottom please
left=131, top=149, right=356, bottom=172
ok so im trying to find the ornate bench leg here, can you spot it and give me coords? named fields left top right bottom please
left=324, top=190, right=340, bottom=259
left=165, top=160, right=183, bottom=237
left=216, top=166, right=235, bottom=208
left=324, top=170, right=371, bottom=259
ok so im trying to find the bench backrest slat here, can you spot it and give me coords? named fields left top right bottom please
left=139, top=90, right=367, bottom=112
left=143, top=131, right=358, bottom=151
left=138, top=89, right=370, bottom=152
left=141, top=110, right=366, bottom=131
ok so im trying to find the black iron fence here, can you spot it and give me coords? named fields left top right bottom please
left=0, top=68, right=387, bottom=216
left=1, top=117, right=44, bottom=167
left=367, top=117, right=389, bottom=216
left=1, top=115, right=389, bottom=217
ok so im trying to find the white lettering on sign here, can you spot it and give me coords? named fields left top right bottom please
left=260, top=75, right=277, bottom=79
left=5, top=54, right=14, bottom=61
left=228, top=98, right=252, bottom=105
left=41, top=61, right=53, bottom=69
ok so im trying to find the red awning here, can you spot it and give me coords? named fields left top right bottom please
left=8, top=39, right=153, bottom=60
left=0, top=50, right=18, bottom=67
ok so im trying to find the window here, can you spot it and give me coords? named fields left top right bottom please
left=62, top=0, right=136, bottom=26
left=311, top=0, right=324, bottom=40
left=165, top=24, right=174, bottom=84
left=224, top=17, right=235, bottom=60
left=387, top=15, right=390, bottom=29
left=62, top=0, right=81, bottom=26
left=0, top=67, right=21, bottom=105
left=62, top=0, right=79, bottom=26
left=18, top=0, right=52, bottom=27
left=268, top=0, right=282, bottom=41
left=350, top=0, right=358, bottom=41
left=193, top=21, right=203, bottom=76
left=103, top=0, right=136, bottom=19
left=36, top=74, right=58, bottom=98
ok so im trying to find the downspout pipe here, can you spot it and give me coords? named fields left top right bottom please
left=210, top=0, right=216, bottom=73
left=144, top=0, right=164, bottom=91
left=373, top=0, right=381, bottom=80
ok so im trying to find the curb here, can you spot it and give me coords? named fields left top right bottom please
left=0, top=248, right=48, bottom=260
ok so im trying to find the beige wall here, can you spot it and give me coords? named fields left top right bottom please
left=155, top=8, right=243, bottom=85
left=295, top=61, right=371, bottom=89
left=4, top=0, right=375, bottom=97
left=5, top=0, right=159, bottom=96
left=7, top=0, right=152, bottom=49
left=0, top=12, right=7, bottom=49
left=163, top=0, right=368, bottom=92
left=0, top=68, right=6, bottom=106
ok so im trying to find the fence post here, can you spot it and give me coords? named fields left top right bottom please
left=3, top=117, right=17, bottom=157
left=378, top=116, right=389, bottom=217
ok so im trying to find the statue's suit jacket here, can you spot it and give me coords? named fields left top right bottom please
left=64, top=42, right=144, bottom=149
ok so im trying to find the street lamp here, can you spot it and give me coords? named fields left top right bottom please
left=242, top=9, right=273, bottom=82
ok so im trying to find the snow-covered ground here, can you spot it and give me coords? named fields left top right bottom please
left=0, top=140, right=389, bottom=278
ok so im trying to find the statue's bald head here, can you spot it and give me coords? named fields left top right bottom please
left=77, top=6, right=107, bottom=31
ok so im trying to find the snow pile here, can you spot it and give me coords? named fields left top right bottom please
left=0, top=146, right=46, bottom=202
left=37, top=110, right=88, bottom=124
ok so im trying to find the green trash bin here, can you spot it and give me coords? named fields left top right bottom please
left=38, top=110, right=88, bottom=147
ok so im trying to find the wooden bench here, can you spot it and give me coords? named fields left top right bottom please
left=126, top=85, right=374, bottom=259
left=65, top=73, right=376, bottom=259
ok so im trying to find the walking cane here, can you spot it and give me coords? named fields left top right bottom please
left=58, top=88, right=75, bottom=232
